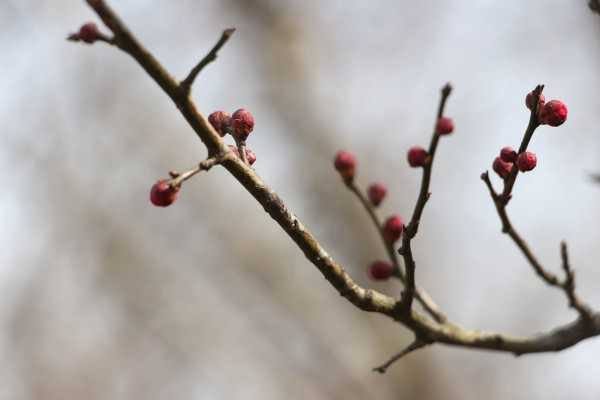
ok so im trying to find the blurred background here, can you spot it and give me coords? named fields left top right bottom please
left=2, top=0, right=600, bottom=399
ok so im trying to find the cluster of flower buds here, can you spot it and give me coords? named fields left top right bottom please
left=493, top=146, right=538, bottom=179
left=208, top=108, right=255, bottom=142
left=208, top=108, right=257, bottom=164
left=491, top=91, right=568, bottom=181
left=525, top=90, right=568, bottom=127
left=150, top=108, right=256, bottom=207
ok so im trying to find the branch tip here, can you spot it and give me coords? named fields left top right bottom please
left=372, top=339, right=430, bottom=373
left=180, top=27, right=236, bottom=94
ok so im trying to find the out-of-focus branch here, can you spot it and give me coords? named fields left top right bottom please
left=346, top=181, right=446, bottom=323
left=74, top=0, right=600, bottom=373
left=590, top=0, right=600, bottom=15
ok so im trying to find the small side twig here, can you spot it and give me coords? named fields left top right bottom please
left=67, top=31, right=115, bottom=44
left=372, top=338, right=431, bottom=373
left=500, top=84, right=543, bottom=203
left=481, top=171, right=559, bottom=285
left=560, top=242, right=593, bottom=320
left=169, top=152, right=228, bottom=187
left=179, top=28, right=236, bottom=96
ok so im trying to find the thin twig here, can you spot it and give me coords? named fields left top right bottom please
left=500, top=85, right=543, bottom=202
left=347, top=181, right=446, bottom=323
left=372, top=338, right=431, bottom=373
left=179, top=28, right=236, bottom=96
left=400, top=83, right=452, bottom=310
left=560, top=242, right=593, bottom=320
left=169, top=153, right=228, bottom=187
left=481, top=171, right=560, bottom=285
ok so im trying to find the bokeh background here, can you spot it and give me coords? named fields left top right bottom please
left=2, top=1, right=600, bottom=399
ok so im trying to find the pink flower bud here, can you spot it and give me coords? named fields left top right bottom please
left=231, top=108, right=255, bottom=141
left=367, top=182, right=387, bottom=206
left=245, top=148, right=257, bottom=165
left=150, top=180, right=179, bottom=207
left=525, top=92, right=545, bottom=111
left=407, top=146, right=428, bottom=167
left=517, top=151, right=537, bottom=172
left=78, top=22, right=100, bottom=44
left=492, top=157, right=513, bottom=179
left=383, top=215, right=403, bottom=243
left=208, top=111, right=231, bottom=137
left=500, top=147, right=517, bottom=163
left=436, top=117, right=454, bottom=135
left=368, top=261, right=393, bottom=281
left=228, top=145, right=257, bottom=165
left=539, top=100, right=567, bottom=127
left=334, top=151, right=356, bottom=180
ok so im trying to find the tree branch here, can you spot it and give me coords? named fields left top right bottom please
left=75, top=0, right=600, bottom=372
left=560, top=242, right=593, bottom=319
left=400, top=83, right=452, bottom=310
left=346, top=180, right=446, bottom=323
left=373, top=338, right=431, bottom=374
left=481, top=86, right=592, bottom=321
left=179, top=28, right=236, bottom=96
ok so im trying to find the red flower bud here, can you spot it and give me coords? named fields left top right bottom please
left=539, top=100, right=567, bottom=127
left=525, top=92, right=545, bottom=111
left=367, top=182, right=387, bottom=206
left=231, top=108, right=255, bottom=141
left=334, top=151, right=356, bottom=180
left=517, top=151, right=537, bottom=172
left=245, top=148, right=257, bottom=165
left=208, top=111, right=231, bottom=137
left=383, top=215, right=404, bottom=243
left=407, top=146, right=428, bottom=167
left=500, top=146, right=517, bottom=163
left=492, top=157, right=513, bottom=179
left=150, top=179, right=179, bottom=207
left=78, top=22, right=100, bottom=44
left=436, top=117, right=454, bottom=135
left=368, top=261, right=394, bottom=281
left=228, top=145, right=257, bottom=165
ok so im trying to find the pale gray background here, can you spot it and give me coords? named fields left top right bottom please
left=1, top=1, right=599, bottom=399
